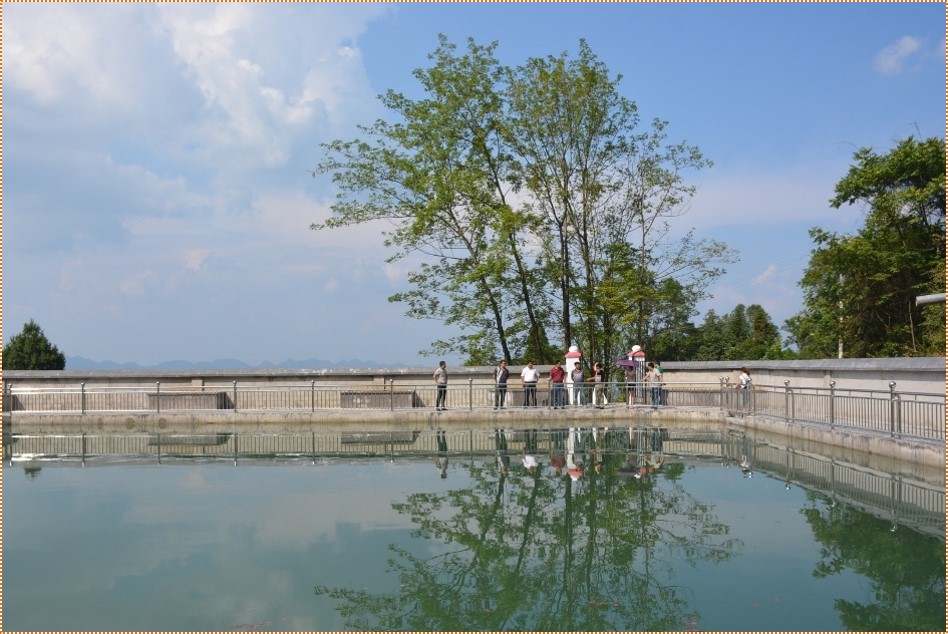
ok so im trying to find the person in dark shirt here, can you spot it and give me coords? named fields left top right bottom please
left=549, top=360, right=566, bottom=409
left=493, top=360, right=509, bottom=409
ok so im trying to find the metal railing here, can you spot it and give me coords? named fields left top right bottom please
left=4, top=378, right=944, bottom=442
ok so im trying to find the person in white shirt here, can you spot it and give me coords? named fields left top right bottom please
left=520, top=361, right=539, bottom=407
left=737, top=367, right=752, bottom=409
left=433, top=361, right=448, bottom=410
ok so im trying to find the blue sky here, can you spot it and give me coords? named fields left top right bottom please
left=3, top=3, right=944, bottom=367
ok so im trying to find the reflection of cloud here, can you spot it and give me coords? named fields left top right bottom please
left=874, top=36, right=921, bottom=75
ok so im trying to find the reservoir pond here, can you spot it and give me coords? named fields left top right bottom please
left=3, top=427, right=944, bottom=631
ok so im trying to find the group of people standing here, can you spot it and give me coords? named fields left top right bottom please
left=492, top=359, right=605, bottom=409
left=491, top=356, right=662, bottom=409
left=434, top=355, right=671, bottom=410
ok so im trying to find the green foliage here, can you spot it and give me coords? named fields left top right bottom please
left=3, top=319, right=66, bottom=370
left=314, top=36, right=734, bottom=365
left=786, top=137, right=945, bottom=358
left=690, top=304, right=789, bottom=361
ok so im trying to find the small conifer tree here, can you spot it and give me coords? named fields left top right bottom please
left=3, top=319, right=66, bottom=370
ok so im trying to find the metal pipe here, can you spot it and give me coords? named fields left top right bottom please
left=915, top=293, right=946, bottom=306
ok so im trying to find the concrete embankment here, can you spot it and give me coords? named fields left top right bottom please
left=726, top=413, right=944, bottom=471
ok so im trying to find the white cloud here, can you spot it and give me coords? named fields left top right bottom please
left=119, top=270, right=158, bottom=299
left=751, top=264, right=778, bottom=286
left=183, top=249, right=211, bottom=272
left=873, top=35, right=922, bottom=75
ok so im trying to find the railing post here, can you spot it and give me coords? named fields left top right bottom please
left=232, top=381, right=238, bottom=413
left=828, top=381, right=836, bottom=429
left=310, top=380, right=316, bottom=413
left=81, top=382, right=86, bottom=414
left=468, top=378, right=473, bottom=411
left=389, top=378, right=394, bottom=411
left=784, top=380, right=793, bottom=422
left=719, top=377, right=726, bottom=412
left=888, top=381, right=900, bottom=438
left=156, top=381, right=161, bottom=413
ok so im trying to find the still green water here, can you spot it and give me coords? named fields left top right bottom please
left=3, top=431, right=944, bottom=632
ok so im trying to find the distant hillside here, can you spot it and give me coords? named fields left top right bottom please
left=66, top=356, right=409, bottom=371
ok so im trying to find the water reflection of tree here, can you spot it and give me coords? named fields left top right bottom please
left=803, top=494, right=946, bottom=632
left=315, top=453, right=741, bottom=631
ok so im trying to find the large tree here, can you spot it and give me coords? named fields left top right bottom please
left=786, top=137, right=945, bottom=358
left=3, top=319, right=66, bottom=370
left=313, top=37, right=550, bottom=364
left=314, top=36, right=732, bottom=365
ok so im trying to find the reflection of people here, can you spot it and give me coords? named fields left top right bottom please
left=433, top=361, right=448, bottom=410
left=629, top=451, right=664, bottom=478
left=570, top=362, right=584, bottom=406
left=522, top=452, right=539, bottom=474
left=739, top=454, right=752, bottom=477
left=493, top=361, right=509, bottom=409
left=549, top=360, right=566, bottom=409
left=737, top=367, right=752, bottom=409
left=549, top=442, right=566, bottom=477
left=521, top=362, right=539, bottom=407
left=494, top=429, right=510, bottom=477
left=435, top=430, right=449, bottom=479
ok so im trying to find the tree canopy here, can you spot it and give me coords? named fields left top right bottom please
left=314, top=36, right=734, bottom=368
left=3, top=319, right=66, bottom=370
left=785, top=137, right=945, bottom=358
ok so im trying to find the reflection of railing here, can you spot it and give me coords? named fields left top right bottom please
left=731, top=437, right=945, bottom=540
left=4, top=379, right=944, bottom=442
left=7, top=427, right=942, bottom=538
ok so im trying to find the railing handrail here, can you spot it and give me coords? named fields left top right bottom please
left=5, top=378, right=944, bottom=443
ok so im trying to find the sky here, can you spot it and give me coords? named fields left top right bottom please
left=2, top=3, right=944, bottom=367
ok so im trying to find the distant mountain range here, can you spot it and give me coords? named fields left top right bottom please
left=65, top=355, right=410, bottom=371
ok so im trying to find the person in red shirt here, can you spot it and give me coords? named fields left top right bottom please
left=549, top=360, right=566, bottom=409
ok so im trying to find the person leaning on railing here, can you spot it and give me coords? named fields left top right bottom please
left=737, top=366, right=752, bottom=409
